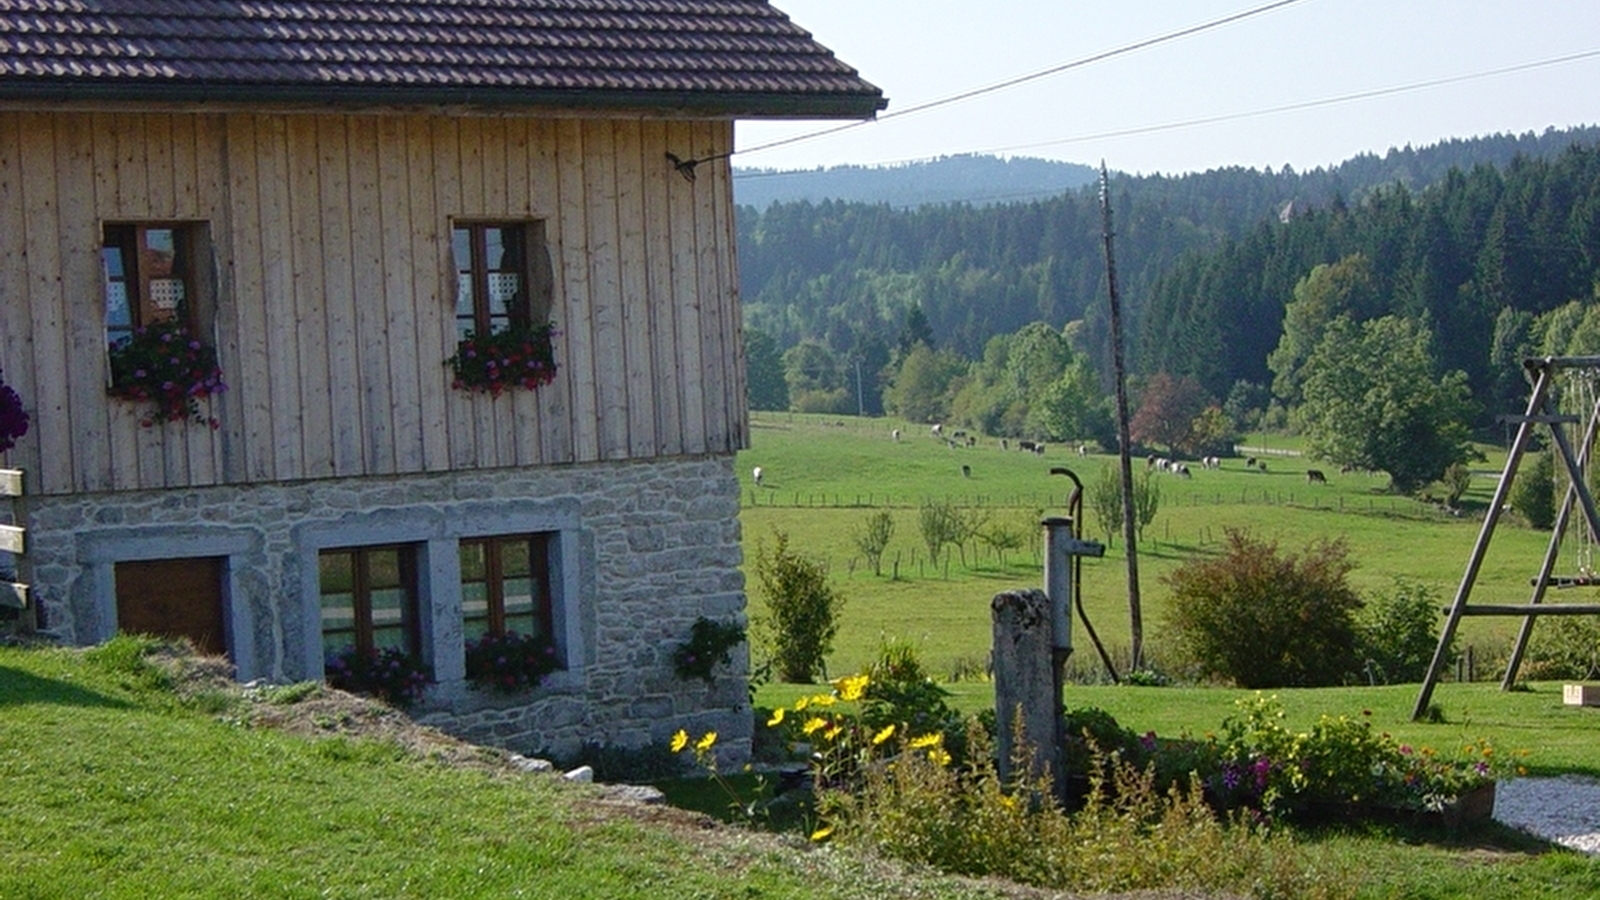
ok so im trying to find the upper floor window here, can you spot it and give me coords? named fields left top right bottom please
left=451, top=221, right=552, bottom=340
left=103, top=224, right=203, bottom=342
left=101, top=223, right=225, bottom=426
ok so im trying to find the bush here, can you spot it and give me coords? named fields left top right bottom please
left=1357, top=578, right=1452, bottom=684
left=1510, top=450, right=1556, bottom=529
left=860, top=639, right=963, bottom=758
left=817, top=721, right=1346, bottom=899
left=1522, top=614, right=1600, bottom=680
left=1164, top=528, right=1363, bottom=688
left=752, top=530, right=844, bottom=683
left=672, top=617, right=745, bottom=684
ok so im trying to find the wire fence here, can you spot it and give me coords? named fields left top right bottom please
left=743, top=488, right=1460, bottom=518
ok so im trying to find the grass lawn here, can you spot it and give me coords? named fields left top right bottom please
left=738, top=412, right=1555, bottom=678
left=0, top=640, right=1012, bottom=900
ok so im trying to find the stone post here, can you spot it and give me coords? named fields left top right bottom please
left=991, top=588, right=1062, bottom=797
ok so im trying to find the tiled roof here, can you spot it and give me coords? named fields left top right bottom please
left=0, top=0, right=885, bottom=117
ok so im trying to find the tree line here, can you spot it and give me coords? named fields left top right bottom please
left=742, top=128, right=1600, bottom=493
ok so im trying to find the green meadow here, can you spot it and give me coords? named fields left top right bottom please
left=737, top=411, right=1557, bottom=680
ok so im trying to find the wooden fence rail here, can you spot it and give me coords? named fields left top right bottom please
left=1, top=468, right=27, bottom=611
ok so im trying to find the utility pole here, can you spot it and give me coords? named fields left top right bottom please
left=1098, top=162, right=1144, bottom=671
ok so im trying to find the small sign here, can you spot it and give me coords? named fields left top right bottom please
left=0, top=469, right=20, bottom=497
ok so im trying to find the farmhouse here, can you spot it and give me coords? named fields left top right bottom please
left=0, top=2, right=882, bottom=759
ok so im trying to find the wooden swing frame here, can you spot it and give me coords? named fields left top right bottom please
left=1412, top=356, right=1600, bottom=720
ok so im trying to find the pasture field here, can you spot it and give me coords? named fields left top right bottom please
left=737, top=412, right=1561, bottom=679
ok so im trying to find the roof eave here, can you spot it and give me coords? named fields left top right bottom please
left=0, top=81, right=887, bottom=120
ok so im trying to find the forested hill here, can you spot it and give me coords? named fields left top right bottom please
left=732, top=154, right=1099, bottom=209
left=736, top=127, right=1600, bottom=402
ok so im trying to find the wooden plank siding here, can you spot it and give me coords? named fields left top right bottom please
left=0, top=110, right=745, bottom=496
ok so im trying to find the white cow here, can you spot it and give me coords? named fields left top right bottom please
left=752, top=466, right=763, bottom=487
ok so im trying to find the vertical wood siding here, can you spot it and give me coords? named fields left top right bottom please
left=0, top=111, right=744, bottom=496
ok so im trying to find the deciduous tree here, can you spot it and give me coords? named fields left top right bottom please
left=1296, top=315, right=1478, bottom=494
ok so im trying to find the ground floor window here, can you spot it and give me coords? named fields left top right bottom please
left=460, top=533, right=554, bottom=644
left=318, top=545, right=420, bottom=658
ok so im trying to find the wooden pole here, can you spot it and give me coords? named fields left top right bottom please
left=1098, top=163, right=1143, bottom=670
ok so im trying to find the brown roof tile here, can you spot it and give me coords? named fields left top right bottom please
left=0, top=0, right=885, bottom=117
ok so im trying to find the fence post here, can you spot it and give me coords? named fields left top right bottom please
left=992, top=588, right=1061, bottom=800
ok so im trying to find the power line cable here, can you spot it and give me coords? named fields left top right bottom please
left=671, top=0, right=1314, bottom=178
left=734, top=47, right=1600, bottom=179
left=741, top=0, right=1314, bottom=157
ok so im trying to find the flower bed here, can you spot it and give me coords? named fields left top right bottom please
left=325, top=645, right=432, bottom=707
left=446, top=322, right=558, bottom=396
left=0, top=367, right=27, bottom=453
left=464, top=631, right=560, bottom=693
left=107, top=319, right=226, bottom=427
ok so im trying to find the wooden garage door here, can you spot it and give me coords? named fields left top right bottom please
left=115, top=557, right=227, bottom=657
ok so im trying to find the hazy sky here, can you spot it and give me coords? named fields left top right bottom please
left=735, top=0, right=1600, bottom=176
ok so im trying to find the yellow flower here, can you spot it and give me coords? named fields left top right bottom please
left=928, top=748, right=952, bottom=766
left=670, top=729, right=689, bottom=753
left=767, top=708, right=786, bottom=727
left=872, top=724, right=895, bottom=745
left=824, top=725, right=843, bottom=741
left=836, top=673, right=870, bottom=702
left=810, top=826, right=834, bottom=842
left=802, top=716, right=828, bottom=735
left=910, top=733, right=942, bottom=750
left=795, top=696, right=809, bottom=711
left=696, top=731, right=718, bottom=752
left=808, top=694, right=837, bottom=708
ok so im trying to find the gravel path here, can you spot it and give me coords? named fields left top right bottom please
left=1494, top=775, right=1600, bottom=854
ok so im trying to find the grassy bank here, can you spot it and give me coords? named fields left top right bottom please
left=0, top=640, right=1012, bottom=900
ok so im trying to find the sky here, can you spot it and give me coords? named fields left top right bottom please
left=734, top=0, right=1600, bottom=176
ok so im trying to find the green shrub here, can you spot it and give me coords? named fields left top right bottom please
left=752, top=529, right=844, bottom=683
left=1522, top=614, right=1600, bottom=680
left=819, top=722, right=1348, bottom=899
left=861, top=639, right=963, bottom=757
left=1164, top=528, right=1363, bottom=688
left=671, top=616, right=745, bottom=684
left=1510, top=449, right=1556, bottom=529
left=1357, top=578, right=1452, bottom=684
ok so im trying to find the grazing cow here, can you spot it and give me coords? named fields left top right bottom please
left=1077, top=444, right=1088, bottom=457
left=1339, top=464, right=1356, bottom=474
left=1257, top=460, right=1267, bottom=473
left=752, top=466, right=763, bottom=487
left=1001, top=439, right=1009, bottom=451
left=892, top=428, right=901, bottom=442
left=1246, top=457, right=1258, bottom=469
left=967, top=436, right=977, bottom=447
left=1306, top=469, right=1327, bottom=484
left=1146, top=454, right=1158, bottom=469
left=931, top=423, right=943, bottom=438
left=1019, top=440, right=1037, bottom=453
left=1032, top=442, right=1045, bottom=456
left=952, top=430, right=967, bottom=440
left=1202, top=455, right=1220, bottom=470
left=961, top=464, right=971, bottom=478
